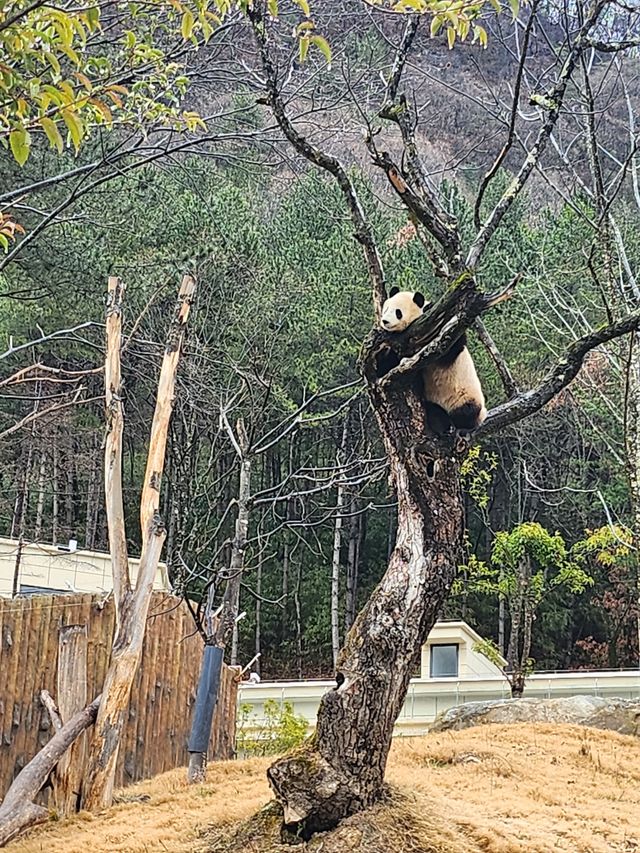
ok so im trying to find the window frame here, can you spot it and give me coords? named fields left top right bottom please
left=429, top=642, right=459, bottom=678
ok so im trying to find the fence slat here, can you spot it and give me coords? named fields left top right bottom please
left=0, top=592, right=237, bottom=802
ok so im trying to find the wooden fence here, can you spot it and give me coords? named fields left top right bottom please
left=0, top=592, right=238, bottom=800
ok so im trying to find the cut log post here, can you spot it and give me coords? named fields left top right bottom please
left=0, top=697, right=100, bottom=848
left=53, top=624, right=88, bottom=814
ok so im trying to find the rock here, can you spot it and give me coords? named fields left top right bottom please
left=431, top=695, right=640, bottom=736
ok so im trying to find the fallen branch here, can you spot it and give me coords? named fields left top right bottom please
left=0, top=696, right=100, bottom=848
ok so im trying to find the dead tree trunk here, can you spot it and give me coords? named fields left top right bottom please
left=81, top=274, right=195, bottom=811
left=0, top=698, right=100, bottom=847
left=53, top=625, right=88, bottom=814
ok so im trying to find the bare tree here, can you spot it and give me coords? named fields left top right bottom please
left=81, top=273, right=195, bottom=810
left=241, top=0, right=640, bottom=835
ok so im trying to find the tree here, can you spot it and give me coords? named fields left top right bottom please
left=468, top=522, right=593, bottom=696
left=242, top=0, right=640, bottom=835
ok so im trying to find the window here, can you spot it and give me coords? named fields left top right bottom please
left=430, top=643, right=459, bottom=678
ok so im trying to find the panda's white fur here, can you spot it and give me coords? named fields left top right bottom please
left=380, top=288, right=487, bottom=433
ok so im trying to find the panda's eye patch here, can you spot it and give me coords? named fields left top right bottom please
left=395, top=309, right=402, bottom=320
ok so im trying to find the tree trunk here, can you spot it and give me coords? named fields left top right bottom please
left=52, top=436, right=59, bottom=544
left=267, top=369, right=465, bottom=835
left=624, top=332, right=640, bottom=666
left=255, top=556, right=262, bottom=677
left=82, top=274, right=195, bottom=811
left=330, top=481, right=345, bottom=670
left=34, top=451, right=47, bottom=540
left=53, top=624, right=88, bottom=815
left=84, top=433, right=100, bottom=550
left=344, top=500, right=361, bottom=634
left=188, top=423, right=251, bottom=782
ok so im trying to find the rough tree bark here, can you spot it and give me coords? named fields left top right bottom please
left=268, top=337, right=466, bottom=833
left=81, top=274, right=195, bottom=810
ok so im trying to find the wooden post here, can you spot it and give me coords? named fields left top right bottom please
left=53, top=624, right=88, bottom=814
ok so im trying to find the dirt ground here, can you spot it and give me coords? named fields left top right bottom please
left=7, top=723, right=640, bottom=853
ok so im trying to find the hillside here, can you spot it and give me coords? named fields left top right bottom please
left=6, top=723, right=640, bottom=853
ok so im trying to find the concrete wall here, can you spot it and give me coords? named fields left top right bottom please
left=0, top=537, right=169, bottom=597
left=238, top=670, right=640, bottom=737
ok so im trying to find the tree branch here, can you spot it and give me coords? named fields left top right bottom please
left=373, top=16, right=461, bottom=269
left=479, top=310, right=640, bottom=435
left=466, top=0, right=608, bottom=270
left=248, top=2, right=386, bottom=319
left=473, top=0, right=540, bottom=231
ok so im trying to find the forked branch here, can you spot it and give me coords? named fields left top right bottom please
left=479, top=310, right=640, bottom=435
left=466, top=0, right=608, bottom=269
left=248, top=3, right=386, bottom=318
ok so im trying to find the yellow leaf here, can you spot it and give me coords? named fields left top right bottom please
left=430, top=15, right=443, bottom=37
left=40, top=116, right=64, bottom=152
left=9, top=128, right=30, bottom=166
left=508, top=0, right=519, bottom=18
left=299, top=34, right=309, bottom=62
left=181, top=9, right=194, bottom=39
left=268, top=0, right=278, bottom=16
left=62, top=108, right=83, bottom=152
left=293, top=0, right=310, bottom=16
left=447, top=26, right=455, bottom=49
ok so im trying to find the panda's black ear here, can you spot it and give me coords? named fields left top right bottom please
left=389, top=286, right=399, bottom=297
left=413, top=291, right=425, bottom=308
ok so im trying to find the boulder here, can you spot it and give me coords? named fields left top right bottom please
left=431, top=695, right=640, bottom=736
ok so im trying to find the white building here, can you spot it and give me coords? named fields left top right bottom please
left=0, top=536, right=170, bottom=597
left=238, top=620, right=640, bottom=736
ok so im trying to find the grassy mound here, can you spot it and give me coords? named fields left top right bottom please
left=6, top=723, right=640, bottom=853
left=199, top=789, right=480, bottom=853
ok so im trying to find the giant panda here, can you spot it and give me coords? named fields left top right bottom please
left=379, top=287, right=487, bottom=434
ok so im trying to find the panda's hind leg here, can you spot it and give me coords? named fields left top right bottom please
left=449, top=401, right=484, bottom=434
left=425, top=401, right=454, bottom=436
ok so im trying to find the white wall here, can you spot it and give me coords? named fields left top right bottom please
left=0, top=537, right=170, bottom=597
left=238, top=670, right=640, bottom=737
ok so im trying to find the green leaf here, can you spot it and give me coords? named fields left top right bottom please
left=86, top=5, right=100, bottom=30
left=40, top=116, right=64, bottom=152
left=430, top=15, right=443, bottom=37
left=268, top=0, right=278, bottom=16
left=181, top=9, right=194, bottom=39
left=310, top=35, right=331, bottom=66
left=9, top=128, right=30, bottom=166
left=0, top=233, right=9, bottom=253
left=293, top=0, right=310, bottom=16
left=62, top=109, right=83, bottom=152
left=508, top=0, right=519, bottom=18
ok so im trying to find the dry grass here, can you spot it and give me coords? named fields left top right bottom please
left=7, top=723, right=640, bottom=853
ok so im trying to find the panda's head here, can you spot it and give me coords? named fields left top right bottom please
left=380, top=287, right=427, bottom=332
